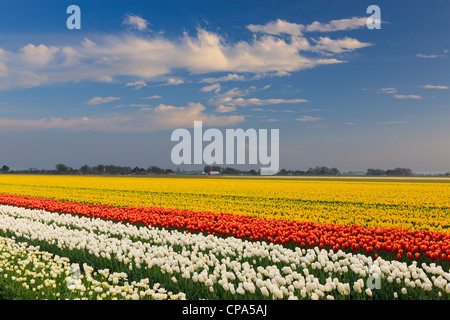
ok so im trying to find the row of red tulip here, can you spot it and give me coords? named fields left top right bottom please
left=0, top=193, right=449, bottom=262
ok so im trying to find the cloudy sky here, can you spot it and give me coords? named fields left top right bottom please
left=0, top=0, right=449, bottom=173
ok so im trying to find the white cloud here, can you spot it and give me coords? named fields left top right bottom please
left=380, top=88, right=423, bottom=100
left=416, top=53, right=445, bottom=59
left=208, top=85, right=308, bottom=108
left=215, top=105, right=236, bottom=113
left=0, top=49, right=9, bottom=78
left=311, top=36, right=372, bottom=54
left=419, top=84, right=448, bottom=90
left=265, top=118, right=284, bottom=122
left=154, top=104, right=177, bottom=111
left=97, top=76, right=114, bottom=83
left=247, top=17, right=370, bottom=36
left=306, top=17, right=368, bottom=32
left=250, top=107, right=294, bottom=114
left=82, top=38, right=96, bottom=49
left=247, top=19, right=305, bottom=36
left=393, top=94, right=422, bottom=100
left=380, top=87, right=397, bottom=94
left=0, top=62, right=8, bottom=78
left=0, top=102, right=244, bottom=132
left=165, top=78, right=184, bottom=85
left=20, top=44, right=59, bottom=66
left=208, top=86, right=256, bottom=105
left=16, top=71, right=47, bottom=87
left=86, top=96, right=121, bottom=105
left=296, top=115, right=322, bottom=122
left=0, top=43, right=81, bottom=88
left=0, top=18, right=371, bottom=90
left=199, top=73, right=245, bottom=83
left=61, top=46, right=79, bottom=65
left=223, top=97, right=308, bottom=107
left=200, top=83, right=221, bottom=93
left=125, top=80, right=147, bottom=89
left=141, top=95, right=162, bottom=100
left=123, top=14, right=149, bottom=31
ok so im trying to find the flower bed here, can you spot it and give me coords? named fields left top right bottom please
left=0, top=203, right=449, bottom=300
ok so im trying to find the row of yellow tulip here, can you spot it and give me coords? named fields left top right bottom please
left=0, top=175, right=449, bottom=233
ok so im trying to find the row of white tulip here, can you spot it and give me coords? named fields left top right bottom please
left=0, top=235, right=185, bottom=300
left=0, top=204, right=449, bottom=300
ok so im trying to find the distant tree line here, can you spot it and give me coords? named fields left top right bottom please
left=0, top=165, right=9, bottom=173
left=2, top=163, right=449, bottom=177
left=366, top=168, right=413, bottom=176
left=202, top=165, right=340, bottom=176
left=203, top=166, right=259, bottom=175
left=276, top=166, right=340, bottom=176
left=55, top=164, right=175, bottom=175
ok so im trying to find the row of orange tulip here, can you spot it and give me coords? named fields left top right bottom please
left=1, top=193, right=449, bottom=263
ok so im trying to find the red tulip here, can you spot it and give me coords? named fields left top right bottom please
left=1, top=193, right=449, bottom=263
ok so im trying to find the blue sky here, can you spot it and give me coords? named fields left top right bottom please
left=0, top=0, right=449, bottom=173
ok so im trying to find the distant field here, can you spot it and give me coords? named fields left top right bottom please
left=199, top=175, right=450, bottom=183
left=0, top=174, right=449, bottom=232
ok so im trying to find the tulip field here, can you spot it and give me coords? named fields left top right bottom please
left=0, top=175, right=449, bottom=300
